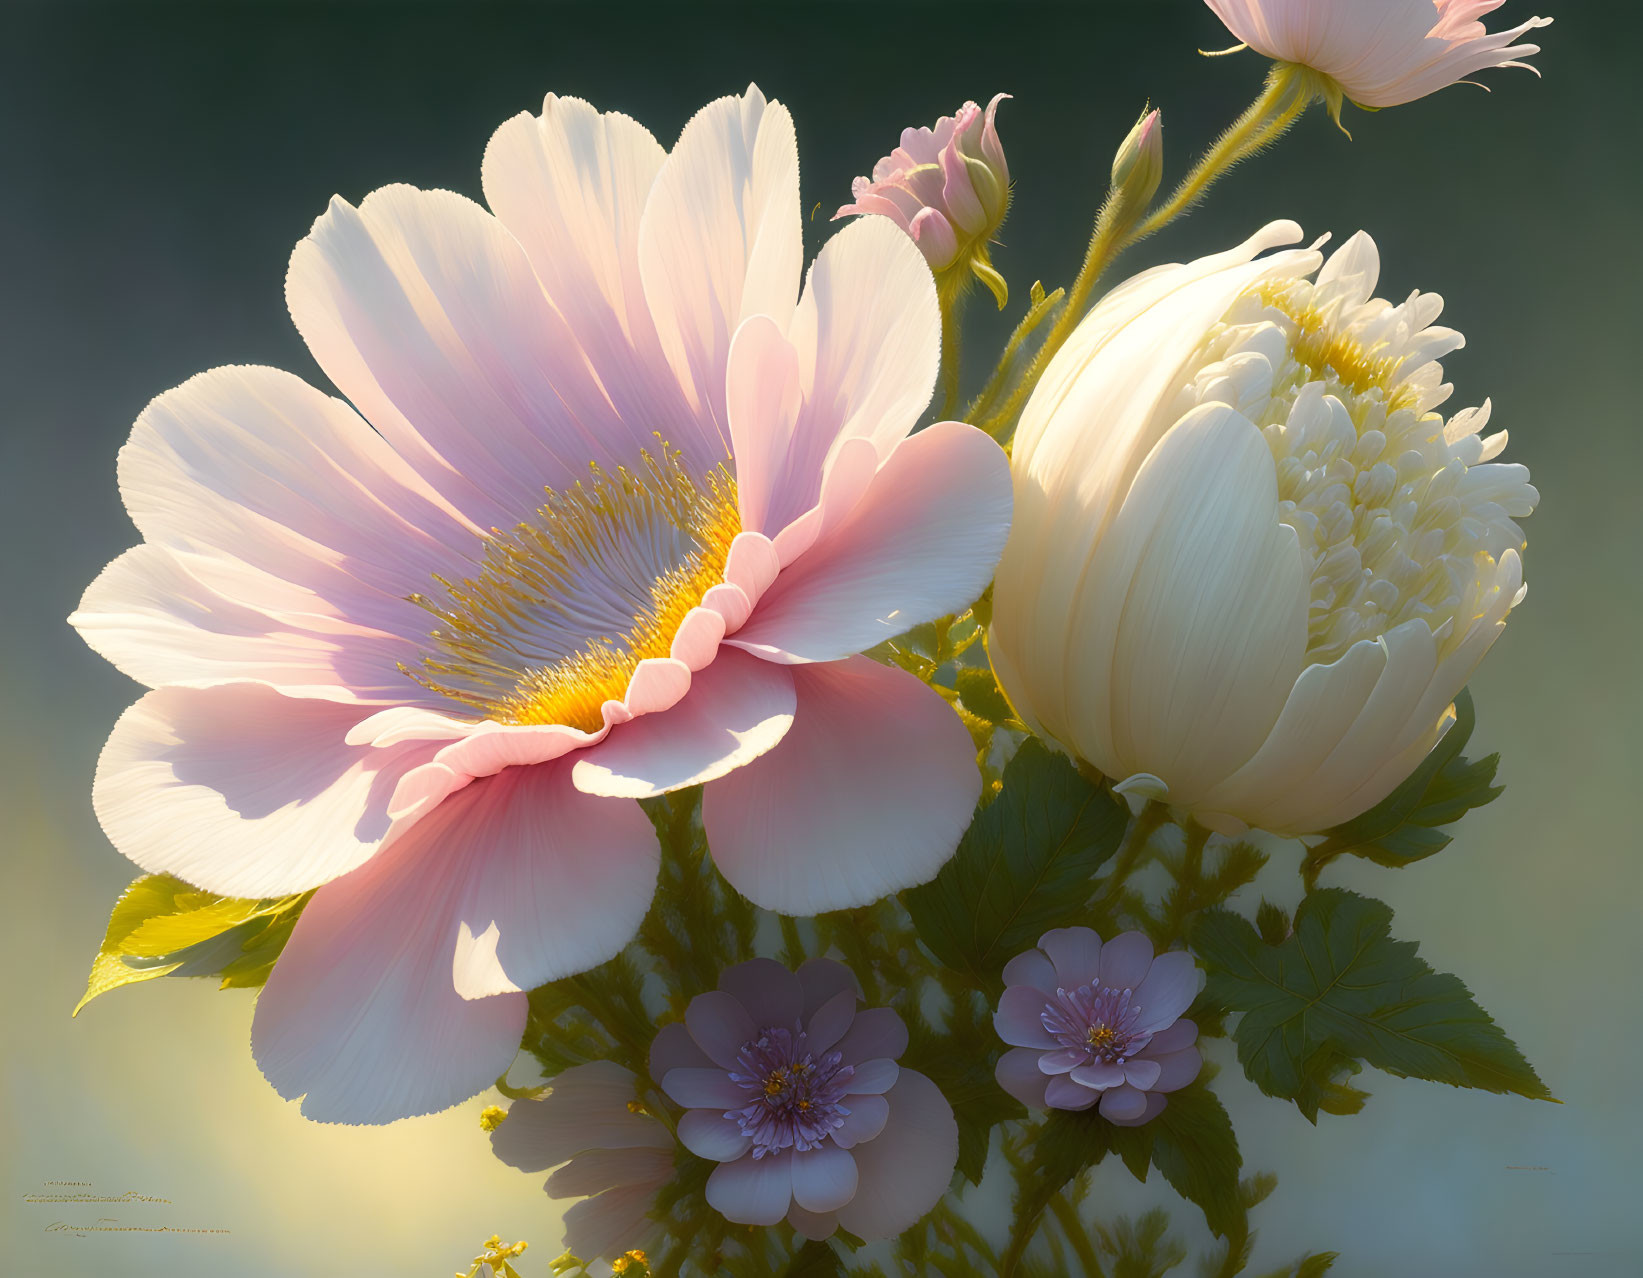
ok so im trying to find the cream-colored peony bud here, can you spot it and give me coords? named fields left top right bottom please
left=988, top=223, right=1537, bottom=836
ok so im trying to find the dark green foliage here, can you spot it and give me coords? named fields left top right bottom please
left=1194, top=889, right=1551, bottom=1106
left=780, top=1240, right=845, bottom=1277
left=903, top=739, right=1127, bottom=985
left=1303, top=688, right=1502, bottom=885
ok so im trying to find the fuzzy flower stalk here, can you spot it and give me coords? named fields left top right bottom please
left=989, top=223, right=1537, bottom=837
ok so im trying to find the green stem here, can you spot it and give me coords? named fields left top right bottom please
left=976, top=64, right=1313, bottom=442
left=1048, top=1191, right=1108, bottom=1278
left=938, top=277, right=966, bottom=419
left=1129, top=64, right=1310, bottom=243
left=965, top=283, right=1066, bottom=426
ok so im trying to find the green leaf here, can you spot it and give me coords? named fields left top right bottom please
left=1305, top=688, right=1502, bottom=881
left=1194, top=889, right=1551, bottom=1105
left=1254, top=900, right=1290, bottom=947
left=1291, top=1045, right=1371, bottom=1123
left=955, top=665, right=1016, bottom=725
left=75, top=874, right=309, bottom=1014
left=902, top=739, right=1127, bottom=984
left=1013, top=1082, right=1244, bottom=1245
left=781, top=1240, right=844, bottom=1277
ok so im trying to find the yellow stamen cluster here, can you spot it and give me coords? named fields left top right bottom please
left=404, top=443, right=740, bottom=731
left=1254, top=279, right=1418, bottom=413
left=1087, top=1024, right=1118, bottom=1051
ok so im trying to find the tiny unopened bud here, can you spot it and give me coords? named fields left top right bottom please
left=1110, top=108, right=1163, bottom=208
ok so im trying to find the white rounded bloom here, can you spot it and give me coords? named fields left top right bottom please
left=990, top=223, right=1536, bottom=836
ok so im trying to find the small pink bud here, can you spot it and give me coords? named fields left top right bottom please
left=836, top=93, right=1011, bottom=274
left=1111, top=108, right=1163, bottom=209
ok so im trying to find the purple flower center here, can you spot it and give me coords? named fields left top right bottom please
left=1041, top=984, right=1153, bottom=1066
left=725, top=1026, right=855, bottom=1158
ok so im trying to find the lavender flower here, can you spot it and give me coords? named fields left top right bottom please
left=488, top=1062, right=672, bottom=1262
left=994, top=927, right=1203, bottom=1125
left=651, top=957, right=957, bottom=1240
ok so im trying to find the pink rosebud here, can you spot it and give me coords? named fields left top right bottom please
left=1205, top=0, right=1551, bottom=109
left=836, top=93, right=1011, bottom=273
left=1110, top=108, right=1163, bottom=209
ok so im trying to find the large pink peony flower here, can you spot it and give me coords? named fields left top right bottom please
left=71, top=85, right=1012, bottom=1123
left=1205, top=0, right=1550, bottom=109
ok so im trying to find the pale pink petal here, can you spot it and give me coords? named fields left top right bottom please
left=723, top=530, right=781, bottom=605
left=1097, top=932, right=1155, bottom=992
left=251, top=819, right=528, bottom=1124
left=678, top=1110, right=755, bottom=1162
left=621, top=657, right=693, bottom=717
left=1149, top=1047, right=1203, bottom=1093
left=429, top=764, right=659, bottom=999
left=649, top=1021, right=713, bottom=1079
left=1121, top=1058, right=1163, bottom=1090
left=1044, top=1075, right=1099, bottom=1111
left=1039, top=927, right=1104, bottom=988
left=994, top=986, right=1058, bottom=1049
left=797, top=958, right=860, bottom=1020
left=996, top=1047, right=1052, bottom=1109
left=702, top=657, right=979, bottom=912
left=763, top=216, right=941, bottom=533
left=1069, top=1061, right=1126, bottom=1090
left=791, top=1145, right=859, bottom=1214
left=1098, top=1084, right=1150, bottom=1124
left=490, top=1062, right=669, bottom=1171
left=481, top=94, right=724, bottom=473
left=717, top=957, right=804, bottom=1030
left=93, top=684, right=432, bottom=897
left=287, top=186, right=651, bottom=528
left=767, top=436, right=879, bottom=570
left=638, top=86, right=800, bottom=443
left=687, top=990, right=759, bottom=1068
left=564, top=1180, right=665, bottom=1262
left=806, top=990, right=858, bottom=1053
left=570, top=649, right=796, bottom=800
left=662, top=1067, right=745, bottom=1110
left=705, top=1150, right=795, bottom=1226
left=846, top=1059, right=900, bottom=1095
left=1146, top=1019, right=1199, bottom=1055
left=787, top=1203, right=839, bottom=1241
left=1131, top=951, right=1202, bottom=1033
left=546, top=1146, right=675, bottom=1197
left=832, top=1093, right=889, bottom=1149
left=728, top=422, right=1011, bottom=664
left=835, top=1007, right=908, bottom=1065
left=726, top=314, right=804, bottom=537
left=71, top=543, right=418, bottom=704
left=1001, top=948, right=1059, bottom=996
left=834, top=1070, right=958, bottom=1240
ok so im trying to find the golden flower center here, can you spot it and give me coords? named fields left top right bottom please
left=403, top=443, right=739, bottom=731
left=1171, top=276, right=1534, bottom=670
left=1087, top=1024, right=1118, bottom=1051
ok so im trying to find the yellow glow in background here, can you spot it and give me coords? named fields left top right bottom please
left=2, top=3, right=1638, bottom=1275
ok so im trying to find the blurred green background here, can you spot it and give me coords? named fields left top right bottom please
left=2, top=1, right=1638, bottom=1274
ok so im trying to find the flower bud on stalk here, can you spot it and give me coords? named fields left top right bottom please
left=836, top=94, right=1012, bottom=308
left=1110, top=108, right=1164, bottom=214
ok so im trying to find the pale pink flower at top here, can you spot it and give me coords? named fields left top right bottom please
left=835, top=94, right=1010, bottom=275
left=650, top=957, right=958, bottom=1241
left=994, top=928, right=1203, bottom=1125
left=490, top=1062, right=671, bottom=1263
left=1205, top=0, right=1551, bottom=109
left=71, top=85, right=1012, bottom=1124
